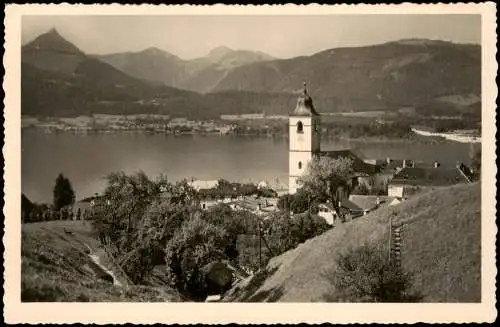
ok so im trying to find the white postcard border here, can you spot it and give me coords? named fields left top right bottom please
left=3, top=3, right=497, bottom=324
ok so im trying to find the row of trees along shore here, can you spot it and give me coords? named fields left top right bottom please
left=22, top=173, right=76, bottom=222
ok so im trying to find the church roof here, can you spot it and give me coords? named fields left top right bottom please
left=292, top=82, right=320, bottom=117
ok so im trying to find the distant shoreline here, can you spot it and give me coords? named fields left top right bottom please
left=411, top=128, right=481, bottom=144
left=21, top=126, right=477, bottom=145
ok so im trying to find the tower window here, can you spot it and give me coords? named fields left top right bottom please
left=298, top=161, right=302, bottom=169
left=297, top=121, right=303, bottom=134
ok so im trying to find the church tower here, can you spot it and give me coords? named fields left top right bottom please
left=289, top=83, right=321, bottom=194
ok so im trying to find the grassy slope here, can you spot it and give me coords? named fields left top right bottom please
left=21, top=220, right=183, bottom=302
left=222, top=182, right=481, bottom=302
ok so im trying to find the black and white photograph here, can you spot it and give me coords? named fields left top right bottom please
left=3, top=3, right=497, bottom=324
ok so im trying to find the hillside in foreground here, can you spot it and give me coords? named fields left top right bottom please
left=222, top=182, right=481, bottom=302
left=21, top=220, right=183, bottom=302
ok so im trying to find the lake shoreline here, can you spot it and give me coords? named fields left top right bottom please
left=22, top=127, right=474, bottom=145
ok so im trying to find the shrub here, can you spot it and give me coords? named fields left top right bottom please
left=163, top=215, right=229, bottom=300
left=277, top=190, right=321, bottom=214
left=352, top=183, right=370, bottom=195
left=325, top=244, right=421, bottom=302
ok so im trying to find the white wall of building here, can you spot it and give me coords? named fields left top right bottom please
left=317, top=204, right=337, bottom=225
left=388, top=184, right=404, bottom=198
left=288, top=116, right=321, bottom=194
left=289, top=117, right=321, bottom=152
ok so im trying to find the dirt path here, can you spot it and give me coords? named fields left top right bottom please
left=83, top=243, right=123, bottom=287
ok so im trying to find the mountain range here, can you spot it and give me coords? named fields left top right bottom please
left=94, top=45, right=275, bottom=93
left=21, top=28, right=481, bottom=118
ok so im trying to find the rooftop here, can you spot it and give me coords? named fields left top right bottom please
left=348, top=195, right=397, bottom=211
left=391, top=167, right=471, bottom=187
left=319, top=199, right=362, bottom=212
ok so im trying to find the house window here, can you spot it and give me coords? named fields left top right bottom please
left=297, top=121, right=303, bottom=133
left=298, top=161, right=302, bottom=169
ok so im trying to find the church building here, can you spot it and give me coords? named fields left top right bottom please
left=288, top=83, right=321, bottom=194
left=288, top=83, right=378, bottom=194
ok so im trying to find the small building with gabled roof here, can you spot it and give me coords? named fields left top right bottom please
left=388, top=164, right=473, bottom=198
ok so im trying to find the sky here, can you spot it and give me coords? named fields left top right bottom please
left=21, top=14, right=481, bottom=59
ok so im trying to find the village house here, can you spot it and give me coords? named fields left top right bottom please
left=316, top=203, right=337, bottom=225
left=217, top=125, right=234, bottom=135
left=358, top=157, right=455, bottom=195
left=71, top=194, right=111, bottom=220
left=265, top=115, right=288, bottom=120
left=188, top=180, right=219, bottom=191
left=388, top=162, right=473, bottom=198
left=228, top=197, right=277, bottom=217
left=167, top=117, right=199, bottom=129
left=200, top=199, right=221, bottom=210
left=317, top=195, right=402, bottom=225
left=240, top=113, right=265, bottom=120
left=316, top=200, right=364, bottom=225
left=220, top=114, right=241, bottom=121
left=198, top=193, right=278, bottom=218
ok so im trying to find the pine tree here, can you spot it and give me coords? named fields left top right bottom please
left=53, top=173, right=75, bottom=211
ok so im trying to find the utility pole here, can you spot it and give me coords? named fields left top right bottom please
left=308, top=193, right=311, bottom=215
left=388, top=213, right=392, bottom=263
left=259, top=221, right=262, bottom=268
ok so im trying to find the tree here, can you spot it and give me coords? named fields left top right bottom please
left=277, top=189, right=319, bottom=215
left=21, top=193, right=35, bottom=223
left=277, top=194, right=293, bottom=211
left=204, top=204, right=242, bottom=260
left=298, top=157, right=356, bottom=220
left=264, top=212, right=294, bottom=255
left=290, top=213, right=331, bottom=244
left=290, top=190, right=311, bottom=214
left=470, top=145, right=481, bottom=180
left=241, top=211, right=332, bottom=271
left=92, top=172, right=160, bottom=276
left=163, top=215, right=229, bottom=300
left=324, top=244, right=421, bottom=302
left=53, top=173, right=75, bottom=211
left=352, top=182, right=370, bottom=195
left=94, top=171, right=162, bottom=246
left=90, top=172, right=200, bottom=285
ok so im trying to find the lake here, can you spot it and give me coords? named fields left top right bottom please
left=21, top=129, right=474, bottom=203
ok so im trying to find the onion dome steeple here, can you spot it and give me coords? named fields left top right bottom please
left=292, top=82, right=319, bottom=116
